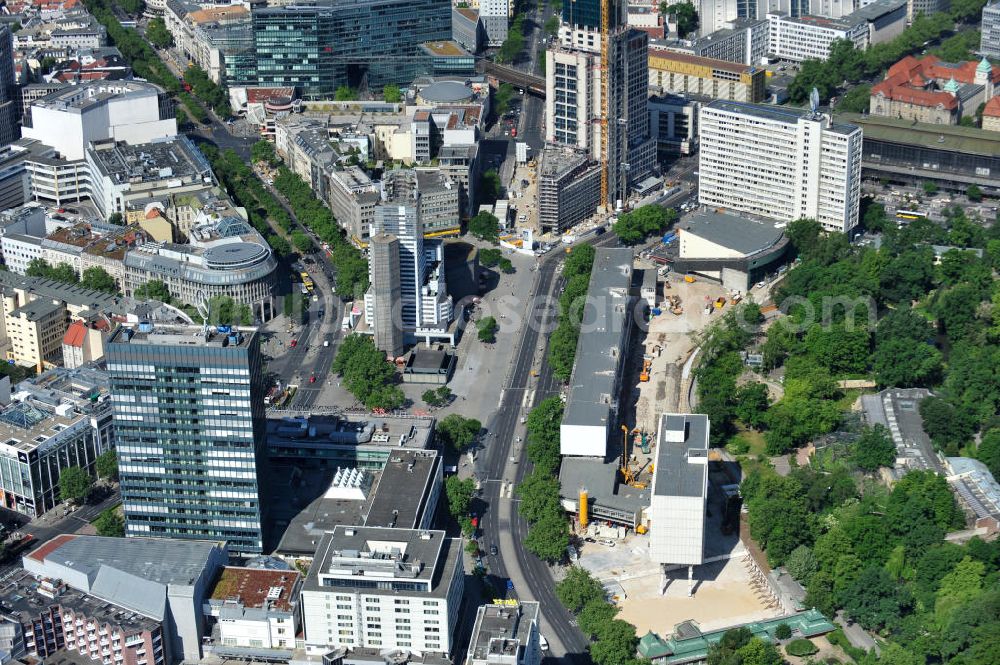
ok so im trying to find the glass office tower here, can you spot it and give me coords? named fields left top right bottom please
left=106, top=323, right=268, bottom=554
left=250, top=0, right=451, bottom=99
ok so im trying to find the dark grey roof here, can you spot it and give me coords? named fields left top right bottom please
left=679, top=210, right=784, bottom=256
left=366, top=449, right=440, bottom=529
left=558, top=457, right=650, bottom=512
left=652, top=414, right=709, bottom=499
left=562, top=248, right=634, bottom=430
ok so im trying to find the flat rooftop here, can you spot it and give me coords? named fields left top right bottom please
left=208, top=567, right=300, bottom=612
left=29, top=80, right=163, bottom=114
left=266, top=413, right=435, bottom=454
left=836, top=112, right=1000, bottom=156
left=468, top=602, right=540, bottom=663
left=652, top=414, right=709, bottom=499
left=87, top=135, right=213, bottom=186
left=539, top=145, right=591, bottom=179
left=420, top=40, right=469, bottom=57
left=559, top=457, right=650, bottom=514
left=704, top=99, right=816, bottom=124
left=563, top=248, right=634, bottom=430
left=0, top=570, right=159, bottom=634
left=305, top=526, right=461, bottom=598
left=679, top=211, right=784, bottom=256
left=25, top=534, right=223, bottom=588
left=647, top=49, right=757, bottom=76
left=272, top=449, right=440, bottom=556
left=0, top=271, right=129, bottom=314
left=109, top=323, right=257, bottom=349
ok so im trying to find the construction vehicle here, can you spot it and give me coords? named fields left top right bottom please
left=714, top=296, right=726, bottom=309
left=730, top=291, right=743, bottom=305
left=684, top=274, right=696, bottom=283
left=639, top=357, right=652, bottom=382
left=619, top=425, right=647, bottom=489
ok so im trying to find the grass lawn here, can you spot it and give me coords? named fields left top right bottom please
left=726, top=428, right=767, bottom=457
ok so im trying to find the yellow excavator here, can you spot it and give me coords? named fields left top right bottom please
left=619, top=425, right=647, bottom=489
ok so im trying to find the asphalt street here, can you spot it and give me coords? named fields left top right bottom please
left=476, top=232, right=623, bottom=663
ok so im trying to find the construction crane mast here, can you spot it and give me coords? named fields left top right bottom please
left=599, top=0, right=610, bottom=209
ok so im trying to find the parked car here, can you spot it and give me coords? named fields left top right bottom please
left=490, top=545, right=498, bottom=556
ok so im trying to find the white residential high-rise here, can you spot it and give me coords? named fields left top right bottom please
left=698, top=100, right=863, bottom=233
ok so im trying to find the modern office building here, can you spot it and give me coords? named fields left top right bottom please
left=247, top=0, right=451, bottom=99
left=537, top=146, right=602, bottom=234
left=648, top=413, right=709, bottom=571
left=300, top=526, right=464, bottom=656
left=767, top=0, right=906, bottom=61
left=163, top=1, right=252, bottom=84
left=984, top=0, right=1000, bottom=59
left=0, top=368, right=113, bottom=517
left=698, top=101, right=863, bottom=233
left=368, top=233, right=405, bottom=357
left=363, top=170, right=454, bottom=347
left=546, top=17, right=655, bottom=209
left=688, top=18, right=769, bottom=66
left=648, top=93, right=699, bottom=156
left=107, top=323, right=269, bottom=554
left=452, top=6, right=484, bottom=52
left=0, top=26, right=18, bottom=150
left=22, top=534, right=228, bottom=663
left=907, top=0, right=949, bottom=21
left=21, top=81, right=176, bottom=162
left=466, top=602, right=541, bottom=665
left=560, top=248, right=634, bottom=457
left=480, top=0, right=509, bottom=45
left=647, top=49, right=766, bottom=102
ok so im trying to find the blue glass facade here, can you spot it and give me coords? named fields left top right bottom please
left=249, top=0, right=452, bottom=99
left=107, top=325, right=268, bottom=554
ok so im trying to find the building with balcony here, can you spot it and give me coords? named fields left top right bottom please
left=22, top=534, right=228, bottom=663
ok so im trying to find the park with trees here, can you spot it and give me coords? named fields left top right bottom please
left=332, top=335, right=405, bottom=410
left=688, top=198, right=1000, bottom=664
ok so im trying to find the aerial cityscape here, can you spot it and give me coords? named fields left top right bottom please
left=0, top=0, right=995, bottom=662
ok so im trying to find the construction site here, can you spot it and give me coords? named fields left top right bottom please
left=556, top=248, right=787, bottom=640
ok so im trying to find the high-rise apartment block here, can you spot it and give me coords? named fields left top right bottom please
left=698, top=101, right=863, bottom=233
left=479, top=0, right=509, bottom=45
left=983, top=0, right=1000, bottom=59
left=107, top=323, right=268, bottom=554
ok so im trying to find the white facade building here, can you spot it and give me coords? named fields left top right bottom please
left=22, top=81, right=177, bottom=161
left=766, top=11, right=868, bottom=61
left=648, top=414, right=709, bottom=567
left=698, top=100, right=863, bottom=233
left=301, top=527, right=464, bottom=657
left=204, top=567, right=301, bottom=656
left=466, top=602, right=541, bottom=665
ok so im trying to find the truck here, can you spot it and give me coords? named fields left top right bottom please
left=341, top=315, right=353, bottom=331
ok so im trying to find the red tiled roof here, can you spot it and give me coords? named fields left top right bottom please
left=63, top=321, right=87, bottom=348
left=145, top=208, right=161, bottom=219
left=984, top=96, right=1000, bottom=118
left=24, top=534, right=77, bottom=564
left=868, top=54, right=1000, bottom=109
